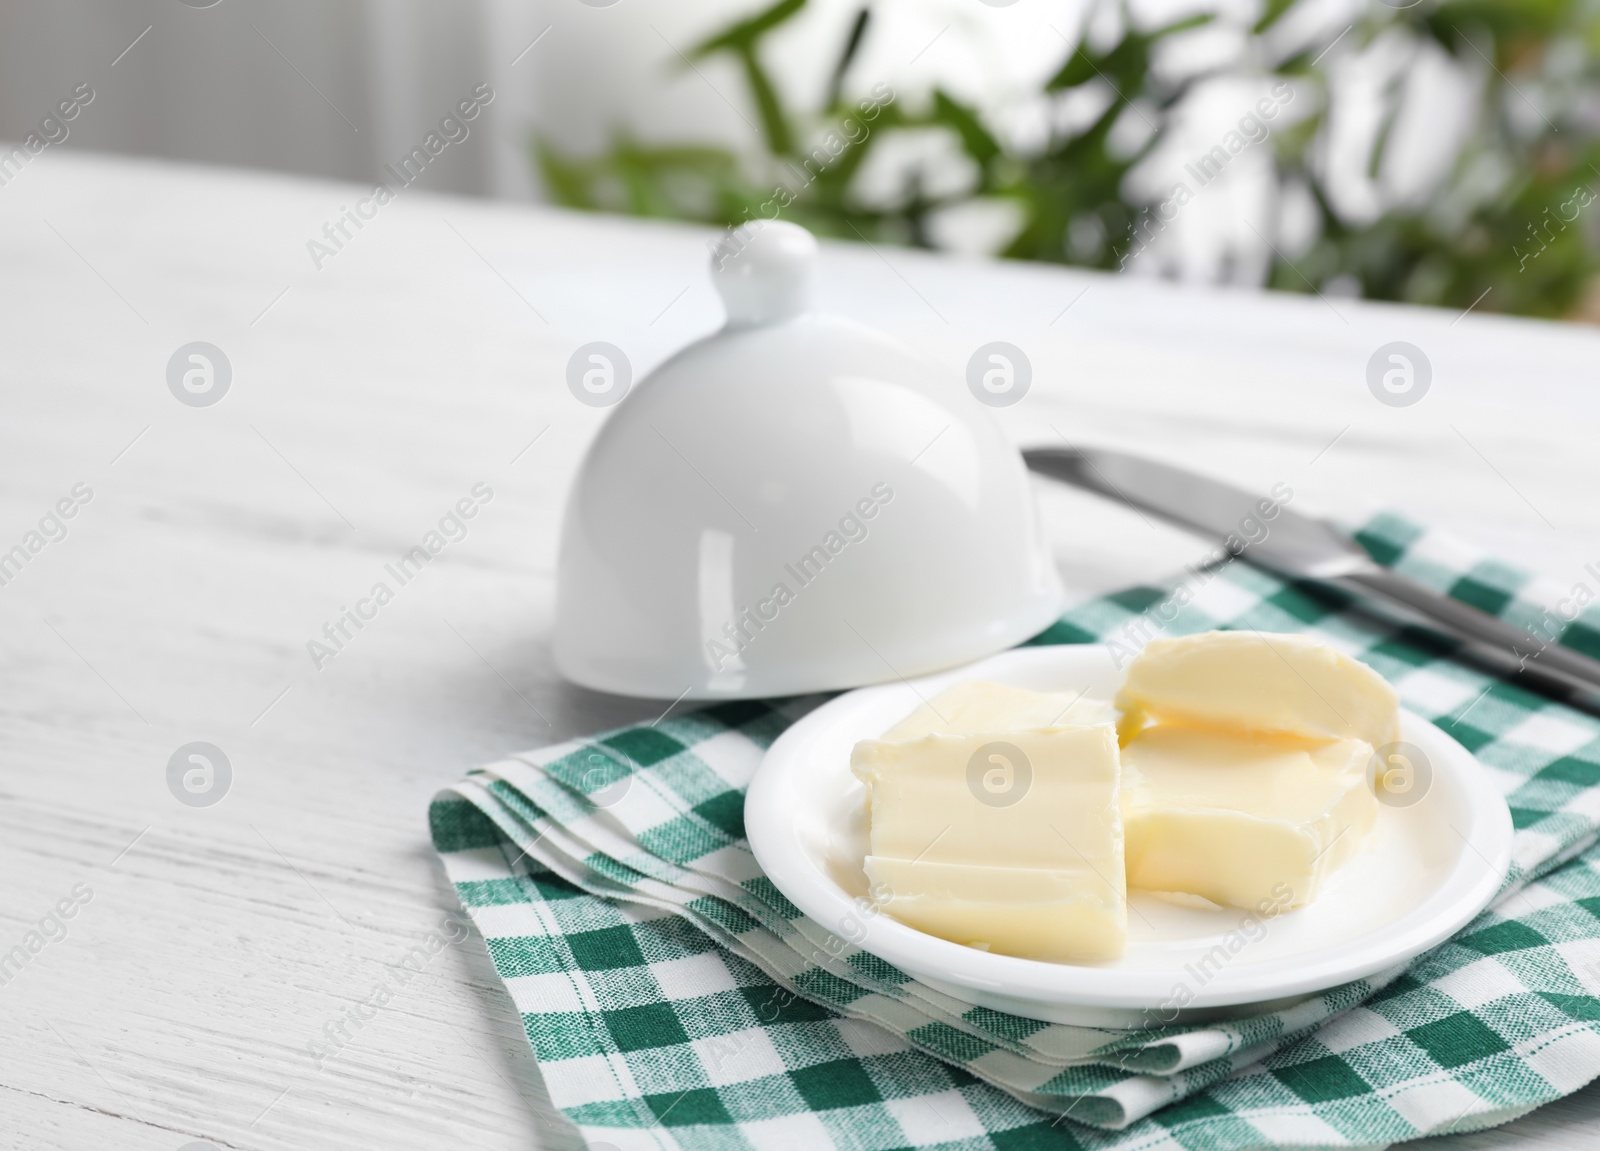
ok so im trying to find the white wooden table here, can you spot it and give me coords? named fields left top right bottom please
left=2, top=148, right=1598, bottom=1151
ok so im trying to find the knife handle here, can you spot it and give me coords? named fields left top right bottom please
left=1334, top=566, right=1600, bottom=709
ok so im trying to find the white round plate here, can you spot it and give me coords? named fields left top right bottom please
left=745, top=645, right=1514, bottom=1028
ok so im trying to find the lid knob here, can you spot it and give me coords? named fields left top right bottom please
left=710, top=221, right=817, bottom=328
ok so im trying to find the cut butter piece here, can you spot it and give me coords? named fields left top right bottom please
left=1116, top=630, right=1400, bottom=749
left=852, top=724, right=1125, bottom=963
left=1120, top=725, right=1378, bottom=910
left=861, top=859, right=1125, bottom=963
left=881, top=680, right=1114, bottom=741
left=854, top=727, right=1123, bottom=869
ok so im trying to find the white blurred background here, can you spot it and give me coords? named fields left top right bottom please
left=0, top=1, right=1137, bottom=198
left=0, top=0, right=1587, bottom=307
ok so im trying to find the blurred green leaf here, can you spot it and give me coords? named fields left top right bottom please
left=686, top=0, right=807, bottom=154
left=826, top=7, right=871, bottom=111
left=535, top=0, right=1600, bottom=321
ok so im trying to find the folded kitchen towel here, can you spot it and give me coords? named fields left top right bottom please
left=430, top=513, right=1600, bottom=1149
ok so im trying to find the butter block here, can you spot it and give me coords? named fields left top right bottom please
left=862, top=859, right=1125, bottom=963
left=1120, top=726, right=1378, bottom=909
left=882, top=680, right=1114, bottom=741
left=852, top=725, right=1126, bottom=962
left=854, top=727, right=1123, bottom=869
left=1117, top=631, right=1400, bottom=749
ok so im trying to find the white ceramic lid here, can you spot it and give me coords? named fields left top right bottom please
left=553, top=222, right=1063, bottom=700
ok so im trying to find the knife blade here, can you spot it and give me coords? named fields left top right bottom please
left=1024, top=444, right=1600, bottom=711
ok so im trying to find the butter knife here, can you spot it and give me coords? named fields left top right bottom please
left=1024, top=444, right=1600, bottom=710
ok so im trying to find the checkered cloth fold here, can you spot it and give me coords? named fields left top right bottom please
left=431, top=513, right=1600, bottom=1149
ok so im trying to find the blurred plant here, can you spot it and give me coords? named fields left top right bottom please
left=535, top=0, right=1600, bottom=320
left=1267, top=0, right=1600, bottom=318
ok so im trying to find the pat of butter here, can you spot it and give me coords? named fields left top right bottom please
left=882, top=680, right=1114, bottom=741
left=861, top=860, right=1125, bottom=964
left=1116, top=631, right=1400, bottom=749
left=852, top=723, right=1126, bottom=963
left=1121, top=726, right=1378, bottom=910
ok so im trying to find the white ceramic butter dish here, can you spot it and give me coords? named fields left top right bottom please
left=745, top=645, right=1514, bottom=1027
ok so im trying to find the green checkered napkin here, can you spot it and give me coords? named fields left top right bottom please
left=430, top=513, right=1600, bottom=1150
